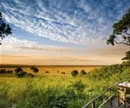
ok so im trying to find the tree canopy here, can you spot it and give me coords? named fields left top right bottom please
left=107, top=8, right=130, bottom=46
left=122, top=50, right=130, bottom=65
left=30, top=66, right=39, bottom=73
left=0, top=12, right=12, bottom=45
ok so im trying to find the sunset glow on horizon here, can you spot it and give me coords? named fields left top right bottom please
left=0, top=0, right=130, bottom=65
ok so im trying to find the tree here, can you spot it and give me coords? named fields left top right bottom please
left=122, top=50, right=130, bottom=65
left=14, top=67, right=23, bottom=74
left=71, top=70, right=78, bottom=77
left=0, top=69, right=6, bottom=74
left=107, top=8, right=130, bottom=65
left=30, top=66, right=39, bottom=73
left=107, top=8, right=130, bottom=46
left=16, top=71, right=27, bottom=78
left=80, top=70, right=87, bottom=75
left=33, top=68, right=39, bottom=73
left=0, top=12, right=12, bottom=45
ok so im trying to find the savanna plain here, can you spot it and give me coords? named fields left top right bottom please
left=0, top=64, right=130, bottom=108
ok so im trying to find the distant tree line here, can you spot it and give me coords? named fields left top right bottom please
left=14, top=66, right=39, bottom=78
left=0, top=66, right=88, bottom=78
left=0, top=69, right=13, bottom=74
left=0, top=66, right=39, bottom=78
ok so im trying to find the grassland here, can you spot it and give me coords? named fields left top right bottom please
left=0, top=64, right=130, bottom=108
left=0, top=75, right=105, bottom=108
left=0, top=65, right=101, bottom=77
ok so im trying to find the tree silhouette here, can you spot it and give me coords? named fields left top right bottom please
left=122, top=50, right=130, bottom=65
left=107, top=8, right=130, bottom=46
left=0, top=12, right=12, bottom=45
left=80, top=70, right=87, bottom=75
left=71, top=70, right=78, bottom=77
left=30, top=66, right=39, bottom=73
left=14, top=67, right=23, bottom=74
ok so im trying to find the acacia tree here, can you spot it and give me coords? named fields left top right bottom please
left=14, top=67, right=23, bottom=74
left=0, top=12, right=12, bottom=45
left=122, top=51, right=130, bottom=65
left=107, top=8, right=130, bottom=46
left=30, top=66, right=39, bottom=73
left=107, top=8, right=130, bottom=64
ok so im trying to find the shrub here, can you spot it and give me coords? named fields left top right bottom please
left=61, top=72, right=66, bottom=74
left=17, top=87, right=68, bottom=108
left=33, top=68, right=39, bottom=73
left=14, top=67, right=23, bottom=74
left=45, top=71, right=49, bottom=73
left=87, top=64, right=128, bottom=80
left=30, top=66, right=39, bottom=73
left=71, top=70, right=78, bottom=77
left=16, top=71, right=27, bottom=78
left=27, top=73, right=34, bottom=78
left=0, top=69, right=6, bottom=74
left=80, top=70, right=87, bottom=75
left=6, top=70, right=13, bottom=74
left=72, top=80, right=85, bottom=92
left=51, top=95, right=67, bottom=108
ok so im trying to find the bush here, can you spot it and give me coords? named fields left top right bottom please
left=61, top=72, right=66, bottom=74
left=71, top=70, right=78, bottom=77
left=14, top=67, right=23, bottom=74
left=6, top=70, right=13, bottom=74
left=72, top=80, right=85, bottom=92
left=30, top=66, right=39, bottom=73
left=0, top=69, right=6, bottom=74
left=16, top=71, right=27, bottom=78
left=87, top=64, right=128, bottom=80
left=45, top=71, right=49, bottom=73
left=17, top=88, right=68, bottom=108
left=0, top=69, right=13, bottom=74
left=80, top=70, right=87, bottom=75
left=27, top=73, right=34, bottom=78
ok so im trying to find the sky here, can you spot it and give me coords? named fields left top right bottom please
left=0, top=0, right=130, bottom=65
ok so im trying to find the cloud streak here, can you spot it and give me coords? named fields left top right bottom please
left=1, top=36, right=75, bottom=52
left=0, top=0, right=130, bottom=65
left=1, top=0, right=129, bottom=45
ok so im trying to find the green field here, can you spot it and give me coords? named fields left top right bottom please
left=0, top=64, right=130, bottom=108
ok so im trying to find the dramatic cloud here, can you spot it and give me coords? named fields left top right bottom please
left=1, top=0, right=129, bottom=45
left=0, top=0, right=130, bottom=65
left=0, top=36, right=75, bottom=52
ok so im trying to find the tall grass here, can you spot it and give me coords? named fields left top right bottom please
left=0, top=76, right=102, bottom=108
left=0, top=64, right=130, bottom=108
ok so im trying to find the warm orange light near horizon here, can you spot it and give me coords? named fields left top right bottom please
left=0, top=54, right=123, bottom=65
left=0, top=43, right=129, bottom=65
